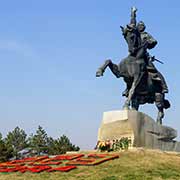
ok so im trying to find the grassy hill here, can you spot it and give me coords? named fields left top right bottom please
left=0, top=149, right=180, bottom=180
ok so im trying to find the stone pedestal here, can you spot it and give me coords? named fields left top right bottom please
left=98, top=110, right=180, bottom=152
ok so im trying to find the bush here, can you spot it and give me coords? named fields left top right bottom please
left=97, top=137, right=131, bottom=152
left=113, top=137, right=131, bottom=151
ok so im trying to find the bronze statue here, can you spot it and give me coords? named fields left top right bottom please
left=96, top=7, right=170, bottom=124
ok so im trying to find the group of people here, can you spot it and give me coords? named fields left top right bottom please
left=121, top=7, right=168, bottom=97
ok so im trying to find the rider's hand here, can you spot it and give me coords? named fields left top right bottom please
left=131, top=7, right=137, bottom=13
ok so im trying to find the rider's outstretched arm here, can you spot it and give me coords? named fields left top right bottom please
left=121, top=7, right=137, bottom=37
left=130, top=7, right=137, bottom=27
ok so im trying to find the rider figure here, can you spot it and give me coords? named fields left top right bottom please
left=137, top=21, right=168, bottom=94
left=121, top=7, right=168, bottom=96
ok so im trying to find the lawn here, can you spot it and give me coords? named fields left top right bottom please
left=0, top=149, right=180, bottom=180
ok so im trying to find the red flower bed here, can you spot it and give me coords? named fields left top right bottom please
left=10, top=156, right=49, bottom=164
left=0, top=153, right=119, bottom=173
left=47, top=166, right=77, bottom=172
left=76, top=158, right=95, bottom=163
left=0, top=166, right=28, bottom=173
left=50, top=154, right=84, bottom=161
left=27, top=166, right=51, bottom=173
left=0, top=168, right=11, bottom=173
left=66, top=154, right=119, bottom=166
left=33, top=161, right=62, bottom=166
left=9, top=159, right=25, bottom=164
left=40, top=158, right=52, bottom=163
left=33, top=156, right=49, bottom=162
left=0, top=163, right=22, bottom=168
left=66, top=158, right=96, bottom=166
left=91, top=155, right=119, bottom=165
left=17, top=166, right=29, bottom=173
left=87, top=154, right=110, bottom=158
left=26, top=162, right=35, bottom=166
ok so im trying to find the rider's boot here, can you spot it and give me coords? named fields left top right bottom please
left=152, top=74, right=169, bottom=94
left=156, top=72, right=169, bottom=93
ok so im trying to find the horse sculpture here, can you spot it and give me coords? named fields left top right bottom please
left=96, top=7, right=170, bottom=124
left=96, top=57, right=170, bottom=125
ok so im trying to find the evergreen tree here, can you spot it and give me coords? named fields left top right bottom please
left=0, top=133, right=13, bottom=162
left=47, top=134, right=80, bottom=155
left=29, top=126, right=49, bottom=155
left=1, top=126, right=80, bottom=158
left=5, top=126, right=28, bottom=159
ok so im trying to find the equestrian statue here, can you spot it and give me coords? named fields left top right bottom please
left=96, top=7, right=170, bottom=125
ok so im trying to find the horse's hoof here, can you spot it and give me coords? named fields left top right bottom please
left=157, top=119, right=162, bottom=125
left=122, top=89, right=129, bottom=97
left=131, top=108, right=137, bottom=111
left=96, top=69, right=104, bottom=77
left=122, top=105, right=129, bottom=110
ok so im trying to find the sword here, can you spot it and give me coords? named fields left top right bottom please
left=150, top=56, right=164, bottom=64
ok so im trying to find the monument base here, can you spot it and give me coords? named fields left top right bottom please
left=98, top=110, right=180, bottom=152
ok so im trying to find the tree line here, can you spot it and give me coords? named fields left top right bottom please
left=0, top=126, right=80, bottom=162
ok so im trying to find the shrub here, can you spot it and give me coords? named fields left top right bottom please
left=97, top=137, right=131, bottom=152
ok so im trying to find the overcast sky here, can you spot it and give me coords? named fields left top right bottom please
left=0, top=0, right=180, bottom=149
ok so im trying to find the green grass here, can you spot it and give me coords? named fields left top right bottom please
left=1, top=149, right=180, bottom=180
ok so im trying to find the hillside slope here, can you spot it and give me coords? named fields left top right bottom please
left=0, top=149, right=180, bottom=180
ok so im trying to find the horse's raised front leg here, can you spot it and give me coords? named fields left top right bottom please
left=96, top=59, right=110, bottom=77
left=96, top=59, right=120, bottom=78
